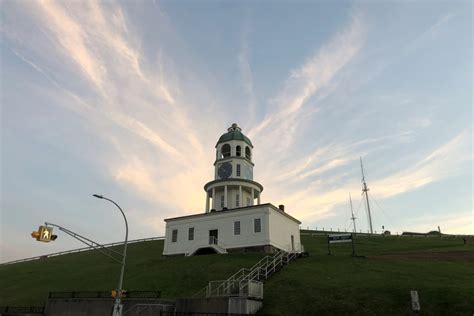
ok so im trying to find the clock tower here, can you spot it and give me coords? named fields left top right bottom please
left=204, top=123, right=263, bottom=212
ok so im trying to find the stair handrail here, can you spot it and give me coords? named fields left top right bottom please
left=210, top=251, right=279, bottom=296
left=195, top=247, right=299, bottom=298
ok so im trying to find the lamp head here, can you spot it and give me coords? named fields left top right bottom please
left=93, top=194, right=104, bottom=199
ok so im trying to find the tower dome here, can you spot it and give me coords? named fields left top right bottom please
left=216, top=123, right=253, bottom=147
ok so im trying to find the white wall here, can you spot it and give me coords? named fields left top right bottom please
left=268, top=207, right=302, bottom=252
left=163, top=205, right=302, bottom=255
left=163, top=206, right=271, bottom=255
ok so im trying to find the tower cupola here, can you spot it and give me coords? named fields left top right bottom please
left=204, top=123, right=263, bottom=212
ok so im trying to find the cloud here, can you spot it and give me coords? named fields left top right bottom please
left=372, top=129, right=471, bottom=199
left=35, top=0, right=107, bottom=94
left=248, top=12, right=366, bottom=149
left=3, top=1, right=213, bottom=215
left=408, top=211, right=473, bottom=235
left=265, top=129, right=471, bottom=226
left=238, top=26, right=257, bottom=128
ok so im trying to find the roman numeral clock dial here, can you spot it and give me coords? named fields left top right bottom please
left=217, top=162, right=232, bottom=179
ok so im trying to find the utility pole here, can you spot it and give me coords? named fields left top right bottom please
left=360, top=157, right=373, bottom=234
left=349, top=193, right=357, bottom=233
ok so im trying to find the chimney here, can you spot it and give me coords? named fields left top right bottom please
left=278, top=204, right=285, bottom=212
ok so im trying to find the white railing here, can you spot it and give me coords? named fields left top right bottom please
left=195, top=248, right=300, bottom=299
left=1, top=236, right=165, bottom=266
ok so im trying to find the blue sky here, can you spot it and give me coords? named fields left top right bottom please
left=1, top=0, right=472, bottom=262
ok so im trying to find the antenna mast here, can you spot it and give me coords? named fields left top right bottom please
left=360, top=157, right=373, bottom=234
left=349, top=193, right=357, bottom=233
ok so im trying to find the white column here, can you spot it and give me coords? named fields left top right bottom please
left=251, top=188, right=255, bottom=206
left=257, top=191, right=261, bottom=205
left=239, top=185, right=242, bottom=207
left=212, top=187, right=216, bottom=210
left=224, top=185, right=228, bottom=208
left=205, top=191, right=210, bottom=212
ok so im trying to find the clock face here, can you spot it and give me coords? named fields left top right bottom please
left=218, top=162, right=233, bottom=179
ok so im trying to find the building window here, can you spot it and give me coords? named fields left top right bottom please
left=234, top=221, right=241, bottom=235
left=220, top=195, right=225, bottom=208
left=172, top=229, right=178, bottom=242
left=236, top=164, right=241, bottom=176
left=188, top=227, right=194, bottom=241
left=247, top=197, right=251, bottom=206
left=236, top=145, right=241, bottom=156
left=245, top=146, right=251, bottom=160
left=236, top=194, right=240, bottom=207
left=222, top=144, right=231, bottom=158
left=254, top=218, right=261, bottom=233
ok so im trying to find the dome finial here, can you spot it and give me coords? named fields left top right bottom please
left=228, top=123, right=241, bottom=132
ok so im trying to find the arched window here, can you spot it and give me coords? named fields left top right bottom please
left=245, top=146, right=251, bottom=160
left=222, top=144, right=231, bottom=158
left=236, top=145, right=241, bottom=157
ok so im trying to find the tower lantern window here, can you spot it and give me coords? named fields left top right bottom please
left=236, top=146, right=241, bottom=157
left=245, top=146, right=251, bottom=160
left=222, top=144, right=231, bottom=158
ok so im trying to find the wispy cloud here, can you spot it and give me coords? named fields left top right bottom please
left=238, top=21, right=257, bottom=128
left=408, top=211, right=473, bottom=234
left=3, top=1, right=211, bottom=218
left=248, top=13, right=366, bottom=148
left=276, top=129, right=471, bottom=226
left=372, top=129, right=471, bottom=199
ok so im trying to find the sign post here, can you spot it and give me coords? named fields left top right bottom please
left=410, top=290, right=420, bottom=312
left=327, top=233, right=356, bottom=256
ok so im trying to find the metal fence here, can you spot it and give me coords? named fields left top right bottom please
left=48, top=291, right=161, bottom=299
left=300, top=229, right=473, bottom=238
left=0, top=305, right=44, bottom=314
left=160, top=313, right=278, bottom=316
left=0, top=236, right=164, bottom=266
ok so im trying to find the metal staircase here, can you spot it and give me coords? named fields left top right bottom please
left=194, top=248, right=303, bottom=299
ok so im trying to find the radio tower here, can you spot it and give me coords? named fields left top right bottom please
left=349, top=193, right=357, bottom=233
left=360, top=157, right=373, bottom=234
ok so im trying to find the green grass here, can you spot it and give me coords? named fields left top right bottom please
left=0, top=241, right=263, bottom=306
left=1, top=234, right=473, bottom=315
left=263, top=234, right=474, bottom=315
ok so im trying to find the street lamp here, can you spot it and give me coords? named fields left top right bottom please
left=93, top=194, right=128, bottom=316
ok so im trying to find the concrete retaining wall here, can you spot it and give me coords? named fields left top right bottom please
left=175, top=297, right=262, bottom=314
left=45, top=298, right=174, bottom=316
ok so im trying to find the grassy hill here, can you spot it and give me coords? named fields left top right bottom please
left=1, top=234, right=473, bottom=315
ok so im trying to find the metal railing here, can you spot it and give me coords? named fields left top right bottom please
left=1, top=236, right=165, bottom=266
left=159, top=312, right=279, bottom=316
left=0, top=306, right=45, bottom=314
left=48, top=291, right=161, bottom=299
left=123, top=303, right=175, bottom=316
left=195, top=247, right=301, bottom=299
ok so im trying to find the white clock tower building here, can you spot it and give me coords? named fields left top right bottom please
left=163, top=124, right=302, bottom=256
left=204, top=123, right=263, bottom=212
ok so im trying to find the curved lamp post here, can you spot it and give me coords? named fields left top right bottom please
left=93, top=194, right=128, bottom=316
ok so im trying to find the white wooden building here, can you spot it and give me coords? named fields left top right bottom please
left=163, top=124, right=302, bottom=256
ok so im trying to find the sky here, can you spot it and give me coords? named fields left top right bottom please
left=0, top=0, right=472, bottom=263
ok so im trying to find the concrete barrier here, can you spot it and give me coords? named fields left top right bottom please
left=45, top=298, right=174, bottom=316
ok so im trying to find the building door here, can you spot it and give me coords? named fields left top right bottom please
left=291, top=235, right=295, bottom=251
left=209, top=229, right=218, bottom=244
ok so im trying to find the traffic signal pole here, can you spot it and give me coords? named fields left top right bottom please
left=43, top=222, right=123, bottom=264
left=33, top=195, right=129, bottom=316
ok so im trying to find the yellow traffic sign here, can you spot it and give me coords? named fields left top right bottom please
left=38, top=226, right=53, bottom=242
left=31, top=231, right=40, bottom=240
